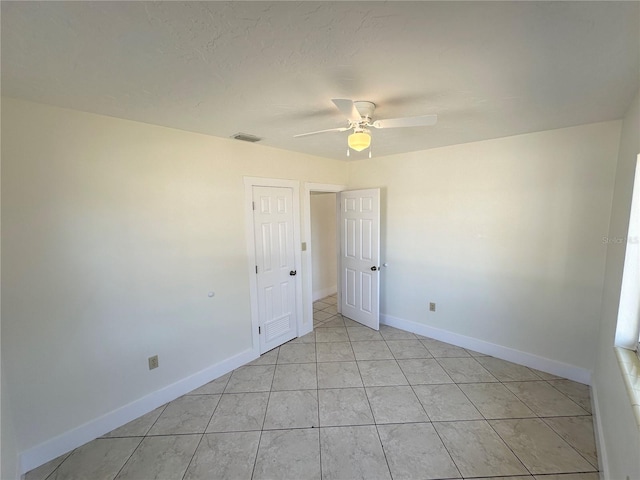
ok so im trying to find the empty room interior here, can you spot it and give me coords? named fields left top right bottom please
left=2, top=2, right=640, bottom=479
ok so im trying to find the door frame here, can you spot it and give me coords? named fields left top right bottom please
left=302, top=182, right=348, bottom=336
left=244, top=177, right=303, bottom=356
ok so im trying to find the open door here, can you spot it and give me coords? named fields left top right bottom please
left=339, top=188, right=380, bottom=330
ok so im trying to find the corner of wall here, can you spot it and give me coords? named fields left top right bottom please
left=592, top=87, right=640, bottom=480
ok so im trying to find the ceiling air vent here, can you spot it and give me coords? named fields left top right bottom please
left=231, top=132, right=262, bottom=143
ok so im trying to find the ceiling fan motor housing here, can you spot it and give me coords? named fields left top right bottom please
left=354, top=101, right=376, bottom=123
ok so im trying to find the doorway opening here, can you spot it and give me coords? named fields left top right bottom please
left=302, top=183, right=347, bottom=336
left=310, top=192, right=338, bottom=303
left=303, top=183, right=382, bottom=333
left=310, top=191, right=339, bottom=326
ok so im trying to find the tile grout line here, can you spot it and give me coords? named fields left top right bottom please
left=41, top=453, right=72, bottom=480
left=249, top=345, right=280, bottom=479
left=539, top=416, right=600, bottom=471
left=109, top=436, right=145, bottom=480
left=437, top=354, right=534, bottom=478
left=315, top=327, right=323, bottom=480
left=179, top=435, right=205, bottom=480
left=483, top=413, right=534, bottom=477
left=381, top=331, right=465, bottom=480
left=314, top=293, right=340, bottom=479
left=41, top=448, right=75, bottom=480
left=546, top=378, right=593, bottom=414
left=181, top=375, right=231, bottom=480
left=351, top=336, right=394, bottom=480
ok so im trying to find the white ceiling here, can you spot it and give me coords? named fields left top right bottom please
left=2, top=1, right=638, bottom=160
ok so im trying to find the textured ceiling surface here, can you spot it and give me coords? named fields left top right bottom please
left=2, top=1, right=639, bottom=160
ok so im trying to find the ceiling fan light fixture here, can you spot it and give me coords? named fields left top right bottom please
left=348, top=131, right=371, bottom=152
left=294, top=99, right=438, bottom=157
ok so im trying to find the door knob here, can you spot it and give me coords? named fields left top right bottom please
left=371, top=266, right=378, bottom=271
left=290, top=270, right=297, bottom=276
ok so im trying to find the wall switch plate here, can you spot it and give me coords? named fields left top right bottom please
left=429, top=302, right=436, bottom=312
left=148, top=355, right=159, bottom=370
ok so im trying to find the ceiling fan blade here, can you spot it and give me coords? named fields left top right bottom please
left=332, top=98, right=361, bottom=123
left=293, top=127, right=350, bottom=138
left=372, top=114, right=438, bottom=129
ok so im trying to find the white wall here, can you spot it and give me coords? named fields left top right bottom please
left=0, top=98, right=347, bottom=474
left=593, top=90, right=640, bottom=480
left=310, top=193, right=337, bottom=301
left=347, top=121, right=620, bottom=372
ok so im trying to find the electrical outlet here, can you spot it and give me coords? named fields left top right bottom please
left=429, top=302, right=436, bottom=312
left=148, top=355, right=159, bottom=370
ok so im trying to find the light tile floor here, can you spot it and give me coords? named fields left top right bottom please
left=27, top=294, right=599, bottom=480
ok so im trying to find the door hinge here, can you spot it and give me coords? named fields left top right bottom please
left=252, top=201, right=255, bottom=210
left=259, top=326, right=261, bottom=334
left=255, top=265, right=258, bottom=274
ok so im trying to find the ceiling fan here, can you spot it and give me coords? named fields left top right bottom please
left=294, top=99, right=438, bottom=157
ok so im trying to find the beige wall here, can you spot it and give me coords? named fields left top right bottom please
left=593, top=90, right=640, bottom=479
left=347, top=121, right=621, bottom=370
left=310, top=193, right=337, bottom=300
left=0, top=98, right=346, bottom=471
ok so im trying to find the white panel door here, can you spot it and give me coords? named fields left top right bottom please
left=253, top=186, right=297, bottom=352
left=339, top=188, right=380, bottom=330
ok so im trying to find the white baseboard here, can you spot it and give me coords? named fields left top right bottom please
left=313, top=286, right=337, bottom=302
left=589, top=383, right=609, bottom=480
left=19, top=348, right=256, bottom=476
left=380, top=313, right=592, bottom=385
